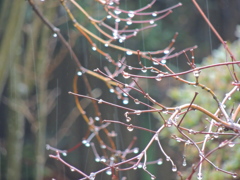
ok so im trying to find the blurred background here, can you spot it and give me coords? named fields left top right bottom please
left=0, top=0, right=240, bottom=179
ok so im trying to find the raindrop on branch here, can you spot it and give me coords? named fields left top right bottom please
left=127, top=124, right=134, bottom=131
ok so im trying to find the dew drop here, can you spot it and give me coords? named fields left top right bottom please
left=126, top=117, right=131, bottom=122
left=157, top=159, right=163, bottom=165
left=62, top=152, right=67, bottom=156
left=126, top=51, right=133, bottom=55
left=106, top=169, right=112, bottom=175
left=92, top=46, right=97, bottom=51
left=114, top=9, right=121, bottom=15
left=98, top=99, right=103, bottom=104
left=232, top=173, right=237, bottom=178
left=107, top=15, right=112, bottom=19
left=228, top=142, right=235, bottom=147
left=193, top=70, right=200, bottom=77
left=151, top=175, right=156, bottom=180
left=127, top=124, right=134, bottom=131
left=101, top=144, right=106, bottom=149
left=182, top=159, right=187, bottom=166
left=123, top=98, right=129, bottom=105
left=95, top=157, right=100, bottom=162
left=141, top=68, right=147, bottom=73
left=126, top=20, right=132, bottom=25
left=70, top=168, right=75, bottom=172
left=152, top=12, right=157, bottom=17
left=150, top=20, right=154, bottom=24
left=95, top=116, right=100, bottom=121
left=109, top=88, right=114, bottom=93
left=128, top=66, right=133, bottom=70
left=89, top=172, right=96, bottom=180
left=77, top=71, right=82, bottom=76
left=128, top=11, right=135, bottom=18
left=213, top=133, right=219, bottom=138
left=134, top=99, right=140, bottom=104
left=104, top=43, right=109, bottom=47
left=228, top=97, right=231, bottom=100
left=164, top=49, right=169, bottom=54
left=115, top=18, right=120, bottom=22
left=161, top=59, right=166, bottom=64
left=138, top=164, right=143, bottom=168
left=133, top=147, right=139, bottom=154
left=122, top=71, right=130, bottom=79
left=53, top=33, right=57, bottom=37
left=172, top=165, right=177, bottom=172
left=82, top=139, right=87, bottom=144
left=155, top=74, right=163, bottom=81
left=166, top=156, right=170, bottom=161
left=197, top=173, right=203, bottom=180
left=134, top=110, right=141, bottom=115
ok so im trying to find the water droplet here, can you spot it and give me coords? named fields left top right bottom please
left=101, top=144, right=106, bottom=149
left=46, top=144, right=50, bottom=150
left=95, top=116, right=100, bottom=121
left=62, top=152, right=67, bottom=156
left=134, top=110, right=141, bottom=115
left=151, top=175, right=156, bottom=180
left=155, top=74, right=163, bottom=81
left=141, top=68, right=147, bottom=73
left=172, top=165, right=177, bottom=172
left=138, top=164, right=143, bottom=168
left=126, top=20, right=132, bottom=25
left=106, top=169, right=112, bottom=175
left=122, top=71, right=130, bottom=79
left=127, top=124, right=134, bottom=131
left=228, top=142, right=235, bottom=147
left=107, top=15, right=112, bottom=19
left=127, top=66, right=133, bottom=70
left=228, top=96, right=231, bottom=100
left=53, top=33, right=57, bottom=37
left=82, top=139, right=87, bottom=144
left=188, top=129, right=193, bottom=134
left=152, top=12, right=157, bottom=17
left=70, top=168, right=75, bottom=171
left=134, top=99, right=140, bottom=104
left=104, top=43, right=109, bottom=47
left=77, top=71, right=82, bottom=76
left=197, top=173, right=203, bottom=180
left=126, top=117, right=131, bottom=122
left=161, top=59, right=166, bottom=64
left=133, top=147, right=139, bottom=154
left=101, top=157, right=106, bottom=162
left=128, top=11, right=135, bottom=18
left=157, top=159, right=163, bottom=165
left=193, top=70, right=200, bottom=77
left=213, top=133, right=219, bottom=138
left=114, top=9, right=121, bottom=15
left=95, top=157, right=100, bottom=162
left=182, top=159, right=187, bottom=166
left=109, top=88, right=114, bottom=93
left=164, top=49, right=169, bottom=54
left=232, top=173, right=237, bottom=178
left=166, top=156, right=170, bottom=161
left=123, top=98, right=129, bottom=104
left=92, top=46, right=97, bottom=51
left=115, top=18, right=120, bottom=22
left=150, top=20, right=154, bottom=24
left=85, top=142, right=90, bottom=147
left=98, top=99, right=103, bottom=104
left=126, top=51, right=133, bottom=55
left=89, top=172, right=96, bottom=180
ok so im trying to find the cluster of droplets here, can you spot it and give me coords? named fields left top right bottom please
left=82, top=139, right=90, bottom=147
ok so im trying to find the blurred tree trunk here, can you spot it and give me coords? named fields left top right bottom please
left=0, top=1, right=27, bottom=180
